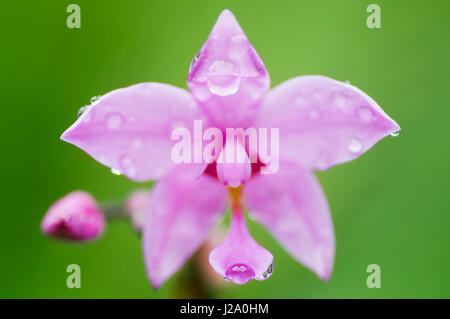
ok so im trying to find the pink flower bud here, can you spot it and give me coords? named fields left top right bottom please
left=41, top=191, right=105, bottom=241
left=125, top=189, right=150, bottom=232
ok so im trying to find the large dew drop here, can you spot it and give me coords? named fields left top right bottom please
left=206, top=60, right=240, bottom=96
left=224, top=263, right=255, bottom=285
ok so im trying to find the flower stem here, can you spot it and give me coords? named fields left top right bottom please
left=99, top=199, right=127, bottom=219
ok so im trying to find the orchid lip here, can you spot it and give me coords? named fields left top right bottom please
left=225, top=263, right=255, bottom=284
left=209, top=203, right=274, bottom=285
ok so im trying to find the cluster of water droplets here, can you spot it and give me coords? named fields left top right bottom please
left=75, top=95, right=148, bottom=179
left=292, top=88, right=379, bottom=125
left=189, top=33, right=259, bottom=100
left=77, top=95, right=102, bottom=118
left=223, top=262, right=274, bottom=283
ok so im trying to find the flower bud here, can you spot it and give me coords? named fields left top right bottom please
left=41, top=191, right=105, bottom=241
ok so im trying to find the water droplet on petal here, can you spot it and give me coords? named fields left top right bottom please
left=77, top=106, right=88, bottom=118
left=90, top=95, right=101, bottom=104
left=189, top=50, right=201, bottom=71
left=209, top=60, right=234, bottom=73
left=391, top=131, right=400, bottom=137
left=334, top=94, right=348, bottom=108
left=258, top=263, right=274, bottom=280
left=207, top=76, right=240, bottom=96
left=107, top=114, right=123, bottom=130
left=225, top=264, right=255, bottom=285
left=293, top=95, right=307, bottom=108
left=247, top=213, right=257, bottom=222
left=120, top=156, right=137, bottom=177
left=206, top=60, right=240, bottom=96
left=111, top=168, right=122, bottom=175
left=348, top=138, right=363, bottom=154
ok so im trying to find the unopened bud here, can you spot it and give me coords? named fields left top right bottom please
left=41, top=191, right=105, bottom=241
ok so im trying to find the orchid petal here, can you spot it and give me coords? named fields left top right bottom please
left=61, top=83, right=204, bottom=181
left=187, top=9, right=270, bottom=129
left=143, top=164, right=227, bottom=288
left=209, top=207, right=274, bottom=284
left=243, top=161, right=335, bottom=280
left=256, top=75, right=400, bottom=170
left=216, top=138, right=252, bottom=187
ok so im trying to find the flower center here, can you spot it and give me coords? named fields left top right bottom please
left=228, top=186, right=243, bottom=210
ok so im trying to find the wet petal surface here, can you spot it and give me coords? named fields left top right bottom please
left=243, top=161, right=335, bottom=280
left=209, top=207, right=273, bottom=284
left=62, top=83, right=204, bottom=181
left=187, top=10, right=270, bottom=129
left=143, top=164, right=227, bottom=288
left=256, top=75, right=400, bottom=170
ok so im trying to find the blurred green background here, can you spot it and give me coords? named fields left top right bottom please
left=1, top=0, right=449, bottom=298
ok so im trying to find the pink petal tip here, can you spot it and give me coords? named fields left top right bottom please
left=209, top=208, right=274, bottom=285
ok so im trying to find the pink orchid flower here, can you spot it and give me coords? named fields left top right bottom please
left=61, top=10, right=400, bottom=287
